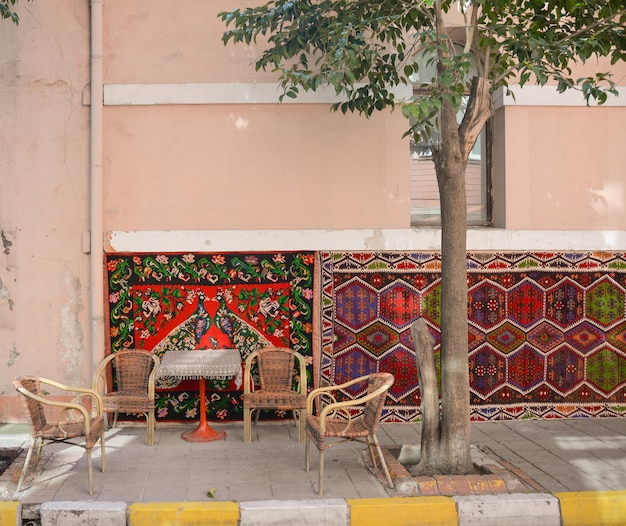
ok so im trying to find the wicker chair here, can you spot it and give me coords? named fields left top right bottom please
left=92, top=349, right=160, bottom=446
left=305, top=372, right=395, bottom=496
left=13, top=376, right=106, bottom=495
left=243, top=346, right=307, bottom=442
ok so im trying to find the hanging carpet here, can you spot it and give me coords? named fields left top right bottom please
left=106, top=252, right=316, bottom=422
left=320, top=251, right=626, bottom=422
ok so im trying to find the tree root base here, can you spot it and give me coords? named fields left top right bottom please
left=394, top=444, right=491, bottom=476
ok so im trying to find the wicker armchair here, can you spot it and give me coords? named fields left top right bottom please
left=305, top=372, right=395, bottom=495
left=243, top=346, right=307, bottom=442
left=13, top=376, right=106, bottom=495
left=92, top=349, right=160, bottom=446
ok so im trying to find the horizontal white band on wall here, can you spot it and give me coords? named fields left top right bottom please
left=106, top=229, right=626, bottom=253
left=104, top=82, right=625, bottom=107
left=103, top=82, right=412, bottom=106
left=495, top=85, right=626, bottom=108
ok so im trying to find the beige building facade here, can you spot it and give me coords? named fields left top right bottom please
left=1, top=1, right=625, bottom=420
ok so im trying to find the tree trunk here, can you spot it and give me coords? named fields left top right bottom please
left=431, top=97, right=473, bottom=474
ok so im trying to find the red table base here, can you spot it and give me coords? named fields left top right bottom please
left=182, top=377, right=227, bottom=442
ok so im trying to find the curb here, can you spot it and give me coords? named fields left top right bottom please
left=453, top=493, right=560, bottom=526
left=2, top=491, right=626, bottom=526
left=128, top=501, right=239, bottom=526
left=348, top=496, right=457, bottom=526
left=556, top=491, right=626, bottom=526
left=0, top=501, right=20, bottom=526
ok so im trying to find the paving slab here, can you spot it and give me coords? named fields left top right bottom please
left=2, top=419, right=626, bottom=524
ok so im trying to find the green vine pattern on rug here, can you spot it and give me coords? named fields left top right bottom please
left=106, top=252, right=315, bottom=422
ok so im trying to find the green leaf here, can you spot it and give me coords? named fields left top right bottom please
left=219, top=0, right=626, bottom=143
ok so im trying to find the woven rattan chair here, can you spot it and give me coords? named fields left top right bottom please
left=305, top=372, right=394, bottom=496
left=243, top=346, right=307, bottom=442
left=13, top=376, right=106, bottom=495
left=92, top=349, right=160, bottom=446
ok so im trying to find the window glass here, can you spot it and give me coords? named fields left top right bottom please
left=410, top=96, right=491, bottom=226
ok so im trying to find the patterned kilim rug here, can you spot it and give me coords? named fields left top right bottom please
left=320, top=251, right=626, bottom=422
left=106, top=252, right=316, bottom=422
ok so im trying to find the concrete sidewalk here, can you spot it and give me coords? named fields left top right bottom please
left=2, top=418, right=626, bottom=524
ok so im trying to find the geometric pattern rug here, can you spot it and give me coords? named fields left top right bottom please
left=320, top=251, right=626, bottom=422
left=106, top=251, right=316, bottom=422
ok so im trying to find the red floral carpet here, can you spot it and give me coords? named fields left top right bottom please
left=106, top=252, right=316, bottom=422
left=320, top=251, right=626, bottom=422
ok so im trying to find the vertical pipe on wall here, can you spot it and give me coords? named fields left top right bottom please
left=90, top=0, right=105, bottom=376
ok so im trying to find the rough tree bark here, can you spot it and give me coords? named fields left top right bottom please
left=408, top=76, right=492, bottom=473
left=408, top=319, right=439, bottom=474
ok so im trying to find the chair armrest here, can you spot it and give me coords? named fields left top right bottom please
left=92, top=357, right=112, bottom=394
left=306, top=374, right=372, bottom=413
left=15, top=386, right=97, bottom=434
left=147, top=354, right=161, bottom=399
left=316, top=382, right=392, bottom=435
left=294, top=351, right=308, bottom=396
left=243, top=350, right=260, bottom=395
left=39, top=377, right=104, bottom=416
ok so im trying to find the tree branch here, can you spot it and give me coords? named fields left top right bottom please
left=459, top=76, right=492, bottom=160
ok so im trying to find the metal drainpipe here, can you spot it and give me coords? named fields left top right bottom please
left=90, top=0, right=105, bottom=376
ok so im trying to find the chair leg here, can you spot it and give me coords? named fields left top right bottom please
left=371, top=435, right=393, bottom=489
left=366, top=436, right=378, bottom=469
left=86, top=448, right=94, bottom=496
left=318, top=449, right=325, bottom=496
left=305, top=435, right=310, bottom=472
left=243, top=405, right=252, bottom=442
left=147, top=412, right=155, bottom=446
left=34, top=439, right=44, bottom=468
left=100, top=431, right=106, bottom=473
left=16, top=439, right=37, bottom=493
left=112, top=412, right=119, bottom=428
left=297, top=410, right=306, bottom=443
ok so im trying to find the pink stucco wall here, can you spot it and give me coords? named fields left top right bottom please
left=1, top=0, right=625, bottom=421
left=103, top=104, right=410, bottom=231
left=0, top=1, right=91, bottom=419
left=102, top=0, right=410, bottom=231
left=104, top=0, right=266, bottom=84
left=100, top=0, right=626, bottom=232
left=502, top=105, right=626, bottom=230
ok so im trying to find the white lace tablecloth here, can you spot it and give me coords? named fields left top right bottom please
left=157, top=349, right=243, bottom=388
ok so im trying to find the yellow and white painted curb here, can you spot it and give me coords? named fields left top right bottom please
left=2, top=491, right=626, bottom=526
left=556, top=491, right=626, bottom=526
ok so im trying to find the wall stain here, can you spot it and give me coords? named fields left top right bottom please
left=364, top=229, right=386, bottom=250
left=0, top=278, right=13, bottom=311
left=1, top=230, right=12, bottom=255
left=7, top=345, right=19, bottom=367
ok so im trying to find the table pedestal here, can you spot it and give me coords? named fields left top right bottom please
left=182, top=378, right=226, bottom=442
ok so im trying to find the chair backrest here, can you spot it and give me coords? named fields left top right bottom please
left=13, top=376, right=47, bottom=435
left=113, top=351, right=157, bottom=392
left=257, top=347, right=297, bottom=391
left=95, top=349, right=159, bottom=394
left=361, top=373, right=394, bottom=432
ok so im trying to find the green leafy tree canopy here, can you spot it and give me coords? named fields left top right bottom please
left=1, top=0, right=29, bottom=25
left=220, top=0, right=625, bottom=145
